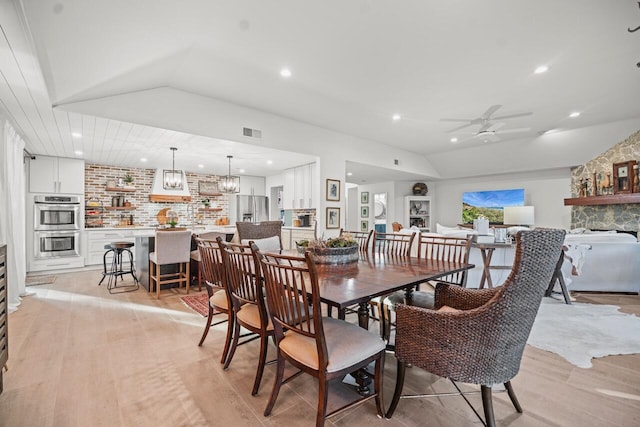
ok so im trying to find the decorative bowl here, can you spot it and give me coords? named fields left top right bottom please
left=296, top=244, right=359, bottom=264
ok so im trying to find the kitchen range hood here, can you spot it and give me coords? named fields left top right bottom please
left=149, top=169, right=192, bottom=202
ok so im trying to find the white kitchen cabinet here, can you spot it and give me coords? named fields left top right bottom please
left=83, top=229, right=146, bottom=266
left=283, top=162, right=317, bottom=209
left=282, top=168, right=295, bottom=209
left=405, top=196, right=432, bottom=232
left=29, top=156, right=85, bottom=194
left=281, top=228, right=292, bottom=250
left=239, top=176, right=266, bottom=196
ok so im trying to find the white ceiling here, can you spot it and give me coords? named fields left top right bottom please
left=1, top=0, right=640, bottom=183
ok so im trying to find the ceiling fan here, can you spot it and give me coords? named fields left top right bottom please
left=451, top=122, right=531, bottom=144
left=441, top=104, right=533, bottom=134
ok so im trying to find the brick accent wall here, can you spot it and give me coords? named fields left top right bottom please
left=85, top=164, right=230, bottom=227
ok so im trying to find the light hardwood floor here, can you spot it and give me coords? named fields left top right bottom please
left=1, top=270, right=639, bottom=426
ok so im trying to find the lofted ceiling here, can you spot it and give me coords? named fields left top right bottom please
left=1, top=0, right=640, bottom=183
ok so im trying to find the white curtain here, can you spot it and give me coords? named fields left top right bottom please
left=0, top=121, right=28, bottom=312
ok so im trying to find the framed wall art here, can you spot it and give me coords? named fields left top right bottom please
left=361, top=191, right=369, bottom=204
left=326, top=179, right=341, bottom=201
left=361, top=206, right=369, bottom=218
left=326, top=207, right=340, bottom=229
left=360, top=220, right=368, bottom=232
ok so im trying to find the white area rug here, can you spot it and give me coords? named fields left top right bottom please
left=527, top=298, right=640, bottom=368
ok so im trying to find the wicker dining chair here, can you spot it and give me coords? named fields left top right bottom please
left=380, top=235, right=473, bottom=343
left=235, top=221, right=283, bottom=251
left=218, top=239, right=273, bottom=396
left=386, top=228, right=566, bottom=427
left=195, top=237, right=234, bottom=364
left=255, top=247, right=386, bottom=427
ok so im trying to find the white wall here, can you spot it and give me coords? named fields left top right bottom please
left=432, top=168, right=572, bottom=229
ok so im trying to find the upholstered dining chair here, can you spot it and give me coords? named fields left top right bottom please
left=339, top=228, right=374, bottom=252
left=386, top=228, right=566, bottom=427
left=255, top=247, right=386, bottom=427
left=380, top=235, right=473, bottom=343
left=218, top=239, right=273, bottom=396
left=191, top=231, right=225, bottom=291
left=149, top=229, right=192, bottom=299
left=195, top=237, right=233, bottom=363
left=235, top=221, right=283, bottom=252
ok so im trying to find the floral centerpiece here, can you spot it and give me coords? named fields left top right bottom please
left=296, top=233, right=359, bottom=264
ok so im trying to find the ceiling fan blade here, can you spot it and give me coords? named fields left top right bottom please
left=487, top=122, right=506, bottom=131
left=440, top=118, right=474, bottom=122
left=481, top=105, right=502, bottom=119
left=446, top=123, right=475, bottom=133
left=499, top=127, right=531, bottom=134
left=492, top=111, right=533, bottom=120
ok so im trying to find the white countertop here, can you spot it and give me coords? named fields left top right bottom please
left=282, top=226, right=314, bottom=230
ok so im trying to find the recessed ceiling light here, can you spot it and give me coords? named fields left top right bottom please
left=239, top=169, right=245, bottom=173
left=74, top=150, right=83, bottom=155
left=392, top=114, right=401, bottom=121
left=71, top=132, right=82, bottom=138
left=140, top=158, right=147, bottom=162
left=534, top=65, right=549, bottom=74
left=198, top=164, right=204, bottom=168
left=450, top=137, right=458, bottom=143
left=280, top=68, right=292, bottom=78
left=267, top=160, right=273, bottom=165
left=569, top=112, right=581, bottom=118
left=347, top=172, right=353, bottom=176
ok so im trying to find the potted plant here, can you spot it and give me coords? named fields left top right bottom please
left=296, top=234, right=359, bottom=264
left=202, top=198, right=210, bottom=208
left=124, top=173, right=133, bottom=184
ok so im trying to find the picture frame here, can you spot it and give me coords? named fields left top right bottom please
left=361, top=191, right=369, bottom=204
left=613, top=160, right=637, bottom=194
left=361, top=206, right=369, bottom=218
left=326, top=207, right=340, bottom=229
left=326, top=179, right=341, bottom=201
left=198, top=181, right=220, bottom=196
left=360, top=220, right=368, bottom=232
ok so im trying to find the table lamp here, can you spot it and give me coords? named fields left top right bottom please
left=503, top=206, right=535, bottom=227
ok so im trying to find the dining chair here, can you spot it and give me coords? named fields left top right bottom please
left=218, top=239, right=273, bottom=396
left=386, top=228, right=566, bottom=427
left=149, top=230, right=192, bottom=299
left=191, top=231, right=225, bottom=291
left=380, top=235, right=472, bottom=343
left=235, top=221, right=283, bottom=251
left=255, top=247, right=386, bottom=427
left=339, top=228, right=374, bottom=252
left=372, top=231, right=416, bottom=256
left=195, top=237, right=233, bottom=363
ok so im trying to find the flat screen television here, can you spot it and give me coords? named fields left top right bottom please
left=462, top=188, right=524, bottom=224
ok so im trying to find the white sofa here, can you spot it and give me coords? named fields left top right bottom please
left=400, top=227, right=640, bottom=294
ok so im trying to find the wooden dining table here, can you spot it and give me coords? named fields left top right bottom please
left=314, top=252, right=475, bottom=329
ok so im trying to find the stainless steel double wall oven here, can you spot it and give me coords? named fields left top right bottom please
left=33, top=195, right=81, bottom=259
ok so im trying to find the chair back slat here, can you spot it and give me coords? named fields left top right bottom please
left=339, top=229, right=374, bottom=252
left=418, top=235, right=472, bottom=286
left=196, top=237, right=224, bottom=296
left=373, top=231, right=415, bottom=256
left=256, top=248, right=324, bottom=362
left=219, top=241, right=261, bottom=307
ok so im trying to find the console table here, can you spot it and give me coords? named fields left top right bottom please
left=471, top=241, right=514, bottom=288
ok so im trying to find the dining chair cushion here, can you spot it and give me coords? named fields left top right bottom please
left=210, top=290, right=229, bottom=310
left=279, top=317, right=386, bottom=373
left=237, top=304, right=274, bottom=330
left=385, top=290, right=435, bottom=310
left=241, top=235, right=281, bottom=252
left=190, top=249, right=201, bottom=262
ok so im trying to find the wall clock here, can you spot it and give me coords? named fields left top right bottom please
left=613, top=160, right=637, bottom=194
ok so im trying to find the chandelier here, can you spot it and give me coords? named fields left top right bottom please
left=163, top=147, right=183, bottom=189
left=219, top=155, right=240, bottom=193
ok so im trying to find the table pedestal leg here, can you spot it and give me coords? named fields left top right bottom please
left=349, top=302, right=373, bottom=395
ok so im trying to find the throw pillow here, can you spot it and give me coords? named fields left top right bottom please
left=242, top=235, right=281, bottom=252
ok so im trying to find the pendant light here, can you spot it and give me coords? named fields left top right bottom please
left=164, top=147, right=182, bottom=189
left=219, top=155, right=240, bottom=193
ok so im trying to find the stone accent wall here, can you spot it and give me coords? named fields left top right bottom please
left=569, top=130, right=640, bottom=232
left=85, top=164, right=230, bottom=227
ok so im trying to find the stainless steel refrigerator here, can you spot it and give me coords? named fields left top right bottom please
left=229, top=195, right=269, bottom=224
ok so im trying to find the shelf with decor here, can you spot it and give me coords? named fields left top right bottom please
left=105, top=206, right=137, bottom=210
left=198, top=207, right=223, bottom=212
left=105, top=186, right=136, bottom=192
left=85, top=199, right=104, bottom=228
left=564, top=194, right=640, bottom=206
left=404, top=196, right=432, bottom=232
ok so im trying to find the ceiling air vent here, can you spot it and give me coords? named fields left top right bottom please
left=242, top=127, right=262, bottom=138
